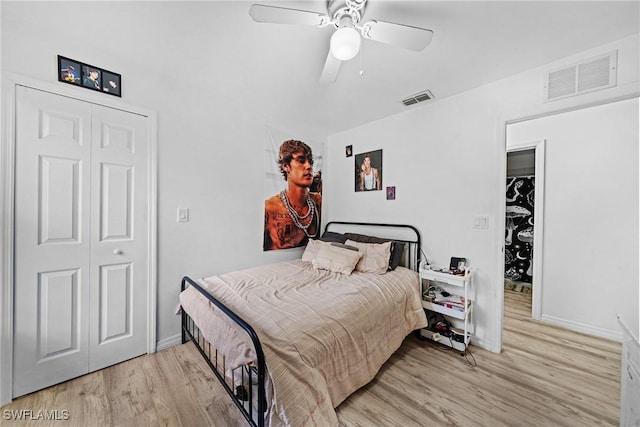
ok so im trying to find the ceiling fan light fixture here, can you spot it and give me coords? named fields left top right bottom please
left=330, top=26, right=361, bottom=61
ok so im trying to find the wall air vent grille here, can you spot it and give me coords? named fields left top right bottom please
left=547, top=66, right=577, bottom=99
left=402, top=90, right=434, bottom=106
left=544, top=51, right=617, bottom=102
left=578, top=56, right=613, bottom=92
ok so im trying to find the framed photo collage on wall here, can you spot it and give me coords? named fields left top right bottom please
left=57, top=55, right=121, bottom=97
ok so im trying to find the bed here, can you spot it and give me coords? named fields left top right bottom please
left=178, top=222, right=428, bottom=427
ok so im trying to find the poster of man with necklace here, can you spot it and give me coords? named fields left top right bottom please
left=263, top=139, right=322, bottom=251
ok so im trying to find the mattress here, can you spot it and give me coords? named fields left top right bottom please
left=179, top=259, right=427, bottom=426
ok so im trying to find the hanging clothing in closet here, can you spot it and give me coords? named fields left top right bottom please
left=505, top=176, right=535, bottom=283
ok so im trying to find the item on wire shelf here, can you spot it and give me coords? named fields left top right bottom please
left=449, top=257, right=467, bottom=275
left=450, top=327, right=465, bottom=343
left=425, top=264, right=449, bottom=273
left=426, top=288, right=467, bottom=311
left=439, top=302, right=466, bottom=312
left=433, top=290, right=465, bottom=305
left=425, top=260, right=469, bottom=276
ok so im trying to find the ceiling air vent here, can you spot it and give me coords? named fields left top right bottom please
left=544, top=51, right=617, bottom=102
left=402, top=90, right=434, bottom=106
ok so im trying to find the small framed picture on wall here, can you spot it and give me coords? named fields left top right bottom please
left=354, top=149, right=383, bottom=192
left=101, top=70, right=121, bottom=96
left=82, top=65, right=102, bottom=91
left=57, top=55, right=122, bottom=97
left=58, top=56, right=81, bottom=86
left=386, top=186, right=396, bottom=200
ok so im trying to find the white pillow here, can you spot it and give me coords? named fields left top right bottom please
left=312, top=243, right=363, bottom=275
left=301, top=239, right=329, bottom=262
left=345, top=239, right=392, bottom=274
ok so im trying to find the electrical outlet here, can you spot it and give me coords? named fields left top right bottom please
left=432, top=332, right=441, bottom=342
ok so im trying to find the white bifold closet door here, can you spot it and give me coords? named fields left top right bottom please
left=13, top=86, right=149, bottom=398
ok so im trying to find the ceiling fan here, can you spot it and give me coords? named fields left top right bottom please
left=249, top=0, right=434, bottom=84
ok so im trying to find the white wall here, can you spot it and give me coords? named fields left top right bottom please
left=0, top=2, right=322, bottom=354
left=1, top=2, right=637, bottom=362
left=507, top=98, right=639, bottom=340
left=324, top=34, right=639, bottom=351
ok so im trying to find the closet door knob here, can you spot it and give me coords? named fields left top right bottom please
left=113, top=249, right=123, bottom=255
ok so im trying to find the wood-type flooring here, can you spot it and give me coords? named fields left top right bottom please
left=1, top=289, right=621, bottom=426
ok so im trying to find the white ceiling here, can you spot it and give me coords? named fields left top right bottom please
left=4, top=1, right=639, bottom=138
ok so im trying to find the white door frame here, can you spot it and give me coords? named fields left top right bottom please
left=0, top=73, right=158, bottom=406
left=505, top=139, right=546, bottom=320
left=493, top=92, right=639, bottom=352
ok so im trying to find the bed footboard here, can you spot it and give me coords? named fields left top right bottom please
left=181, top=276, right=267, bottom=427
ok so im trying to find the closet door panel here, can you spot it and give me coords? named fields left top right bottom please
left=13, top=86, right=92, bottom=397
left=89, top=104, right=148, bottom=371
left=100, top=162, right=133, bottom=240
left=98, top=263, right=132, bottom=343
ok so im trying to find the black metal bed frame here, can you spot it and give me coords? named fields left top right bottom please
left=181, top=276, right=267, bottom=426
left=180, top=222, right=421, bottom=427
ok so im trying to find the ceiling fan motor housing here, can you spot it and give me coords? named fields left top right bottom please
left=328, top=0, right=367, bottom=28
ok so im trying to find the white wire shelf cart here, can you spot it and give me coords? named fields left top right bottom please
left=419, top=265, right=474, bottom=353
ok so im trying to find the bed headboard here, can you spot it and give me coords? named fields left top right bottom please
left=323, top=221, right=422, bottom=272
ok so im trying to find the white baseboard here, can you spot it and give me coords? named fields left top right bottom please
left=540, top=314, right=623, bottom=342
left=471, top=336, right=499, bottom=353
left=156, top=334, right=182, bottom=351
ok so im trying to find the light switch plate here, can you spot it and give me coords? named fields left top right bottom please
left=177, top=208, right=189, bottom=223
left=473, top=215, right=489, bottom=229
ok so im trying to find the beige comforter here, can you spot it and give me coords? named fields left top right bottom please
left=179, top=259, right=427, bottom=427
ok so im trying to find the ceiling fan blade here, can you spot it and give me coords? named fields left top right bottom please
left=249, top=4, right=330, bottom=27
left=319, top=50, right=342, bottom=84
left=362, top=20, right=433, bottom=52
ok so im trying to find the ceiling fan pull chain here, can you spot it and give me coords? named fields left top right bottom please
left=359, top=42, right=365, bottom=77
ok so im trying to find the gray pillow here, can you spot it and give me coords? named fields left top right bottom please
left=320, top=231, right=348, bottom=243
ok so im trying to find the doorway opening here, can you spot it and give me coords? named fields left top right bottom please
left=504, top=139, right=546, bottom=320
left=505, top=150, right=535, bottom=295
